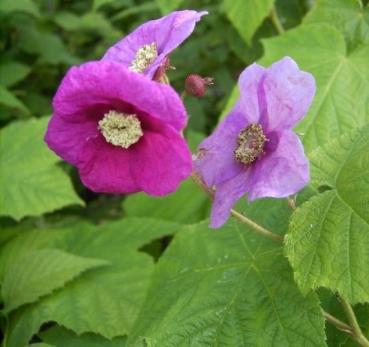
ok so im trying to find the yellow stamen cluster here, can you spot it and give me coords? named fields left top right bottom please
left=234, top=123, right=269, bottom=164
left=129, top=42, right=158, bottom=74
left=98, top=110, right=143, bottom=149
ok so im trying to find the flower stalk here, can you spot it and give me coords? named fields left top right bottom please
left=191, top=170, right=284, bottom=243
left=339, top=295, right=369, bottom=347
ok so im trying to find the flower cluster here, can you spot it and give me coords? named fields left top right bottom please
left=194, top=57, right=316, bottom=228
left=45, top=11, right=207, bottom=195
left=45, top=9, right=316, bottom=228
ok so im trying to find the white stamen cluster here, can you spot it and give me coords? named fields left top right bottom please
left=98, top=110, right=143, bottom=149
left=128, top=42, right=158, bottom=74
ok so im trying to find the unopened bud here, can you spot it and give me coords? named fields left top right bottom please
left=185, top=74, right=214, bottom=98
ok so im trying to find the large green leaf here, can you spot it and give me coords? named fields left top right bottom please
left=0, top=117, right=84, bottom=220
left=40, top=326, right=126, bottom=347
left=2, top=249, right=108, bottom=314
left=285, top=124, right=369, bottom=304
left=2, top=218, right=180, bottom=347
left=123, top=177, right=211, bottom=224
left=260, top=24, right=369, bottom=152
left=224, top=0, right=275, bottom=45
left=304, top=0, right=369, bottom=50
left=128, top=220, right=326, bottom=346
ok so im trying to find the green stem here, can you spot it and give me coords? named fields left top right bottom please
left=323, top=311, right=354, bottom=335
left=270, top=5, right=285, bottom=35
left=286, top=196, right=296, bottom=211
left=339, top=295, right=369, bottom=346
left=181, top=90, right=187, bottom=102
left=191, top=170, right=284, bottom=243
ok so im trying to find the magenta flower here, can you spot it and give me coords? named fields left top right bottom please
left=102, top=10, right=208, bottom=80
left=45, top=60, right=193, bottom=195
left=194, top=57, right=316, bottom=228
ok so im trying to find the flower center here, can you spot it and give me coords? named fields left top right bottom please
left=98, top=110, right=143, bottom=149
left=129, top=42, right=158, bottom=74
left=234, top=123, right=269, bottom=164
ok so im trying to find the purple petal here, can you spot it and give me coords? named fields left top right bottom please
left=233, top=62, right=266, bottom=125
left=102, top=10, right=208, bottom=79
left=194, top=63, right=267, bottom=188
left=261, top=57, right=316, bottom=132
left=248, top=130, right=310, bottom=201
left=53, top=61, right=187, bottom=132
left=130, top=121, right=193, bottom=196
left=210, top=169, right=255, bottom=228
left=194, top=111, right=246, bottom=188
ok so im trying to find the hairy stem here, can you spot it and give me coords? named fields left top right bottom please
left=270, top=5, right=285, bottom=35
left=191, top=170, right=284, bottom=243
left=286, top=196, right=296, bottom=211
left=339, top=295, right=369, bottom=346
left=323, top=311, right=354, bottom=335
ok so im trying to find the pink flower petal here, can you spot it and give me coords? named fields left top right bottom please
left=44, top=107, right=104, bottom=166
left=102, top=10, right=208, bottom=79
left=248, top=130, right=310, bottom=201
left=261, top=57, right=316, bottom=132
left=53, top=61, right=187, bottom=132
left=130, top=122, right=193, bottom=196
left=77, top=135, right=140, bottom=194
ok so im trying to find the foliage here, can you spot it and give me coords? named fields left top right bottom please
left=0, top=0, right=368, bottom=346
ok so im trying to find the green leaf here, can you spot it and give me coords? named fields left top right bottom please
left=111, top=2, right=158, bottom=22
left=0, top=86, right=30, bottom=114
left=2, top=249, right=108, bottom=314
left=92, top=0, right=116, bottom=11
left=40, top=326, right=126, bottom=347
left=304, top=0, right=369, bottom=50
left=123, top=177, right=210, bottom=224
left=2, top=218, right=180, bottom=347
left=259, top=24, right=369, bottom=152
left=0, top=0, right=40, bottom=17
left=0, top=117, right=84, bottom=220
left=128, top=220, right=326, bottom=346
left=0, top=61, right=31, bottom=87
left=285, top=124, right=369, bottom=304
left=224, top=0, right=275, bottom=45
left=155, top=0, right=183, bottom=15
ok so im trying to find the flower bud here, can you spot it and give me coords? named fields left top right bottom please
left=185, top=74, right=214, bottom=97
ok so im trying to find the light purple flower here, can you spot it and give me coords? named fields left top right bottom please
left=194, top=57, right=316, bottom=228
left=102, top=10, right=208, bottom=80
left=45, top=60, right=193, bottom=195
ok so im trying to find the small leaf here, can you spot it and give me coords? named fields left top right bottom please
left=128, top=220, right=326, bottom=346
left=0, top=117, right=84, bottom=220
left=0, top=0, right=40, bottom=17
left=224, top=0, right=275, bottom=45
left=155, top=0, right=183, bottom=15
left=0, top=61, right=31, bottom=87
left=2, top=249, right=108, bottom=314
left=40, top=326, right=127, bottom=347
left=0, top=86, right=30, bottom=114
left=285, top=124, right=369, bottom=304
